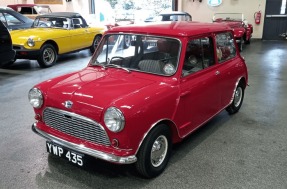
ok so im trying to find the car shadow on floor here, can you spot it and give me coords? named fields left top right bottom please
left=34, top=111, right=232, bottom=188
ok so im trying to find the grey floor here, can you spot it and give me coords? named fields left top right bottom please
left=0, top=40, right=287, bottom=189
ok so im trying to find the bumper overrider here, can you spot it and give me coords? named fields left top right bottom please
left=31, top=122, right=137, bottom=164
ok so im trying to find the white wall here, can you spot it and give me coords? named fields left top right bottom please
left=1, top=0, right=266, bottom=38
left=179, top=0, right=266, bottom=39
left=0, top=0, right=90, bottom=15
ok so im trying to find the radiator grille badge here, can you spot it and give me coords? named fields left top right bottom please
left=63, top=100, right=73, bottom=109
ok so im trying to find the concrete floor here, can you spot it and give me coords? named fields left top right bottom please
left=0, top=40, right=287, bottom=189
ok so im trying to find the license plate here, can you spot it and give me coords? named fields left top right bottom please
left=46, top=141, right=84, bottom=166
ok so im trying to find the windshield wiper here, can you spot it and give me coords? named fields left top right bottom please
left=105, top=64, right=130, bottom=73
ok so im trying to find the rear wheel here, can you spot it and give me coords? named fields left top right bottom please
left=90, top=35, right=102, bottom=53
left=237, top=37, right=243, bottom=52
left=226, top=82, right=245, bottom=114
left=245, top=38, right=251, bottom=44
left=37, top=44, right=57, bottom=68
left=135, top=124, right=172, bottom=178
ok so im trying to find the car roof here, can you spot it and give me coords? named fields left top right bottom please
left=7, top=4, right=37, bottom=8
left=109, top=21, right=231, bottom=37
left=37, top=12, right=82, bottom=18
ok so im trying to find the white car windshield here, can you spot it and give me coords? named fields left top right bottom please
left=213, top=13, right=244, bottom=22
left=91, top=34, right=180, bottom=76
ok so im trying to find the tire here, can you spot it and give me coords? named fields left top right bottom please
left=245, top=38, right=251, bottom=45
left=37, top=44, right=57, bottom=68
left=237, top=37, right=243, bottom=52
left=90, top=35, right=102, bottom=53
left=226, top=82, right=245, bottom=114
left=135, top=124, right=172, bottom=178
left=1, top=59, right=16, bottom=68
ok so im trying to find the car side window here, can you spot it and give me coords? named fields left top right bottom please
left=182, top=37, right=215, bottom=77
left=0, top=13, right=6, bottom=24
left=3, top=13, right=23, bottom=26
left=215, top=32, right=236, bottom=63
left=72, top=18, right=83, bottom=29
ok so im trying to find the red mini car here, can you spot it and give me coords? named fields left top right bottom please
left=213, top=13, right=253, bottom=51
left=29, top=21, right=248, bottom=178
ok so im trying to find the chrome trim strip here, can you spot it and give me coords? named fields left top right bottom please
left=32, top=123, right=137, bottom=164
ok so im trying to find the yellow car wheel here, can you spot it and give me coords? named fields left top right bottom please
left=37, top=44, right=57, bottom=68
left=90, top=35, right=102, bottom=53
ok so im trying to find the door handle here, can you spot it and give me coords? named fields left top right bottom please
left=215, top=71, right=220, bottom=75
left=180, top=90, right=191, bottom=97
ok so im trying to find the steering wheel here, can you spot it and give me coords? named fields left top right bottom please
left=110, top=56, right=125, bottom=65
left=39, top=22, right=48, bottom=27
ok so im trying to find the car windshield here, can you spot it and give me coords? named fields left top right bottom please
left=90, top=34, right=180, bottom=76
left=213, top=13, right=244, bottom=22
left=159, top=14, right=191, bottom=21
left=34, top=6, right=52, bottom=14
left=33, top=17, right=69, bottom=28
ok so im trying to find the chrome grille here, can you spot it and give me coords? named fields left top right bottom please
left=43, top=107, right=110, bottom=146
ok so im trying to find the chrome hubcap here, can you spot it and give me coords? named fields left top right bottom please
left=151, top=135, right=168, bottom=167
left=234, top=87, right=243, bottom=107
left=43, top=48, right=55, bottom=65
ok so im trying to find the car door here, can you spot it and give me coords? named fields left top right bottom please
left=175, top=36, right=221, bottom=137
left=214, top=32, right=240, bottom=107
left=69, top=18, right=93, bottom=50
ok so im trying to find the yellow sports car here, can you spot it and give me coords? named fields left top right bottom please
left=10, top=12, right=105, bottom=68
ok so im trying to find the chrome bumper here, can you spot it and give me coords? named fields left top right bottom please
left=32, top=123, right=137, bottom=164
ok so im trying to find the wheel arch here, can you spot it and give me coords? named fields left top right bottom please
left=135, top=119, right=181, bottom=155
left=239, top=76, right=247, bottom=89
left=41, top=40, right=59, bottom=54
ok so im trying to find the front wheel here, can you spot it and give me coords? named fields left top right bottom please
left=37, top=44, right=57, bottom=68
left=90, top=35, right=102, bottom=53
left=135, top=124, right=172, bottom=178
left=226, top=82, right=245, bottom=114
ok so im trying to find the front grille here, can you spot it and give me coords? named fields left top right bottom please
left=43, top=107, right=110, bottom=146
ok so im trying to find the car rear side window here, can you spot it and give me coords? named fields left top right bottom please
left=215, top=32, right=236, bottom=63
left=182, top=37, right=215, bottom=76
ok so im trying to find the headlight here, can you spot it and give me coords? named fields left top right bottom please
left=28, top=88, right=43, bottom=108
left=27, top=38, right=35, bottom=47
left=104, top=107, right=125, bottom=132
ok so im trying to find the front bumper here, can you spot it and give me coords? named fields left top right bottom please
left=13, top=46, right=40, bottom=60
left=32, top=123, right=137, bottom=164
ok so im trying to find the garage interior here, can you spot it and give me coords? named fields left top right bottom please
left=1, top=0, right=287, bottom=188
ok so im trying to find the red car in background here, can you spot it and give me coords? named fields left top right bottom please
left=7, top=4, right=52, bottom=19
left=29, top=21, right=248, bottom=178
left=213, top=13, right=253, bottom=51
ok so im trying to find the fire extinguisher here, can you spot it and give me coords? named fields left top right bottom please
left=254, top=11, right=261, bottom=25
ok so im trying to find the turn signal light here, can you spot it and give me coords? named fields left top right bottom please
left=111, top=139, right=119, bottom=148
left=35, top=114, right=41, bottom=121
